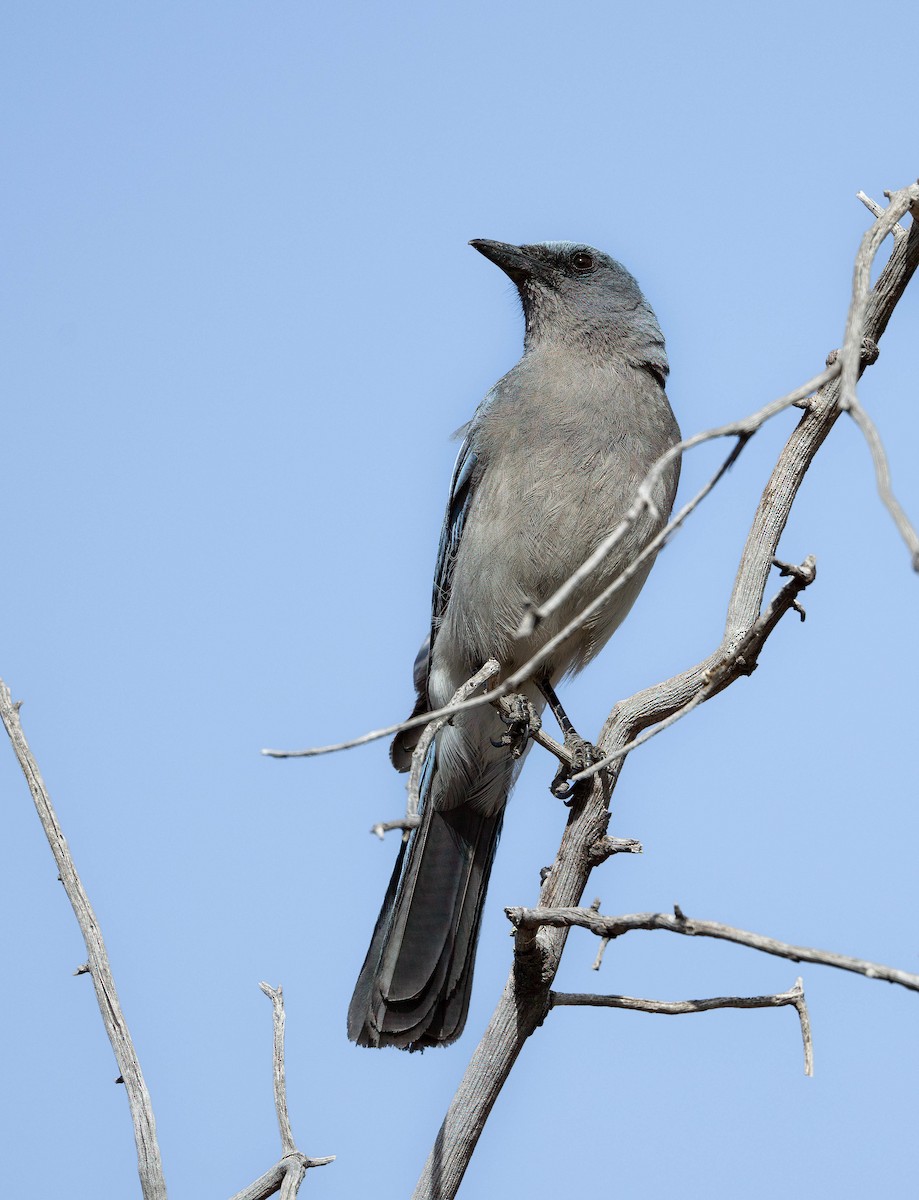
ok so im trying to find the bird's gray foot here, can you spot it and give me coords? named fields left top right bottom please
left=534, top=675, right=601, bottom=799
left=550, top=733, right=603, bottom=799
left=493, top=694, right=542, bottom=759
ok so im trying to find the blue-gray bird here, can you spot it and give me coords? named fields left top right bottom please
left=348, top=239, right=680, bottom=1049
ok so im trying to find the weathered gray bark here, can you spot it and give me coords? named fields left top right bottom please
left=411, top=182, right=919, bottom=1200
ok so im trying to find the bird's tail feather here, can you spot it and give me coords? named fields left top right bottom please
left=348, top=761, right=506, bottom=1050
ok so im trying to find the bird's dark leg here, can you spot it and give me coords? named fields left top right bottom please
left=536, top=676, right=601, bottom=798
left=492, top=693, right=542, bottom=759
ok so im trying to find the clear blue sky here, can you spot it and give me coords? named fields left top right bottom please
left=2, top=4, right=917, bottom=1197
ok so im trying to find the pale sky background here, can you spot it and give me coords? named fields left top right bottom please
left=2, top=4, right=917, bottom=1197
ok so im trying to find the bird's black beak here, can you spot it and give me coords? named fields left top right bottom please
left=469, top=239, right=537, bottom=287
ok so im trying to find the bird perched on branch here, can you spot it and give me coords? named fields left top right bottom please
left=348, top=239, right=681, bottom=1049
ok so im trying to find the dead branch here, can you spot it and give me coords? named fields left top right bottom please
left=0, top=673, right=333, bottom=1200
left=261, top=983, right=297, bottom=1155
left=550, top=978, right=813, bottom=1076
left=371, top=814, right=422, bottom=839
left=586, top=836, right=643, bottom=864
left=566, top=554, right=815, bottom=786
left=229, top=985, right=334, bottom=1200
left=846, top=394, right=919, bottom=568
left=0, top=677, right=167, bottom=1200
left=410, top=182, right=919, bottom=1200
left=507, top=906, right=919, bottom=993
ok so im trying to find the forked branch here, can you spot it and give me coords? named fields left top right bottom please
left=0, top=675, right=333, bottom=1200
left=550, top=979, right=813, bottom=1076
left=508, top=904, right=919, bottom=993
left=410, top=182, right=919, bottom=1200
left=229, top=985, right=334, bottom=1200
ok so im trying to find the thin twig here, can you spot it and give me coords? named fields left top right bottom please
left=567, top=555, right=816, bottom=785
left=591, top=938, right=610, bottom=971
left=304, top=1159, right=336, bottom=1175
left=846, top=397, right=919, bottom=569
left=857, top=190, right=907, bottom=241
left=259, top=983, right=296, bottom=1155
left=587, top=836, right=643, bottom=865
left=506, top=906, right=919, bottom=993
left=794, top=982, right=815, bottom=1077
left=263, top=717, right=429, bottom=759
left=371, top=814, right=421, bottom=839
left=838, top=183, right=919, bottom=417
left=230, top=987, right=334, bottom=1200
left=262, top=659, right=500, bottom=761
left=550, top=978, right=813, bottom=1075
left=549, top=982, right=796, bottom=1015
left=0, top=678, right=167, bottom=1200
left=572, top=676, right=715, bottom=786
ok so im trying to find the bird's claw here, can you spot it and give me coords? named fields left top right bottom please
left=492, top=694, right=542, bottom=759
left=550, top=734, right=602, bottom=801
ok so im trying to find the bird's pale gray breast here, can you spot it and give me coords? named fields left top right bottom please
left=436, top=352, right=680, bottom=679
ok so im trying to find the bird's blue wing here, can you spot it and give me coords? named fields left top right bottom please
left=391, top=432, right=480, bottom=771
left=433, top=433, right=478, bottom=626
left=415, top=432, right=478, bottom=699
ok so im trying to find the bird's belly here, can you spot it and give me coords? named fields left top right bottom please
left=434, top=455, right=664, bottom=684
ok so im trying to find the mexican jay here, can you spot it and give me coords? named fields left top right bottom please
left=348, top=239, right=681, bottom=1049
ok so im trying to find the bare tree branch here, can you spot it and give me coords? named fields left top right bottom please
left=550, top=978, right=813, bottom=1076
left=262, top=659, right=502, bottom=762
left=229, top=1152, right=335, bottom=1200
left=230, top=1165, right=288, bottom=1200
left=228, top=986, right=334, bottom=1200
left=411, top=183, right=919, bottom=1200
left=370, top=815, right=422, bottom=839
left=857, top=189, right=907, bottom=240
left=0, top=672, right=334, bottom=1199
left=259, top=983, right=297, bottom=1155
left=0, top=678, right=168, bottom=1200
left=587, top=836, right=643, bottom=864
left=837, top=184, right=919, bottom=566
left=566, top=554, right=815, bottom=786
left=838, top=183, right=919, bottom=418
left=846, top=395, right=919, bottom=568
left=507, top=906, right=919, bottom=993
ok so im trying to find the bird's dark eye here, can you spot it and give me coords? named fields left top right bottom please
left=571, top=251, right=594, bottom=273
